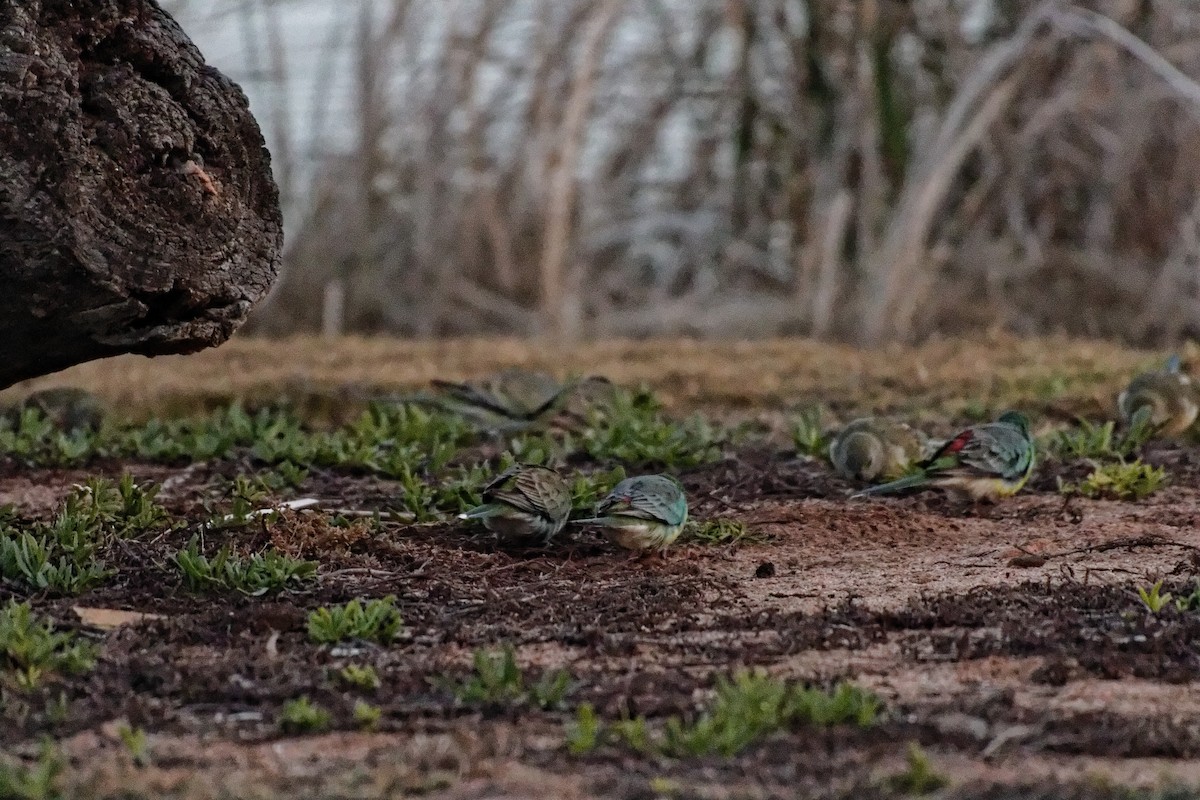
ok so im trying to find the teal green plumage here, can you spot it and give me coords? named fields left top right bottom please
left=459, top=463, right=571, bottom=544
left=855, top=411, right=1035, bottom=501
left=574, top=474, right=688, bottom=552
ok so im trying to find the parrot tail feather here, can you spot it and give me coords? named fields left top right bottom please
left=853, top=471, right=929, bottom=498
left=458, top=503, right=501, bottom=520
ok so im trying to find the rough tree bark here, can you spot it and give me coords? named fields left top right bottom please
left=0, top=0, right=282, bottom=388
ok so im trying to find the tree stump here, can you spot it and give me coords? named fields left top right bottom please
left=0, top=1, right=282, bottom=388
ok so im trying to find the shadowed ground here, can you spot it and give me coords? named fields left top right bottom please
left=1, top=336, right=1198, bottom=799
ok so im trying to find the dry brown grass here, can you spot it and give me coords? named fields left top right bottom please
left=184, top=0, right=1200, bottom=344
left=1, top=334, right=1176, bottom=423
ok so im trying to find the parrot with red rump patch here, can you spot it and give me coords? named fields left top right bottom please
left=853, top=411, right=1035, bottom=501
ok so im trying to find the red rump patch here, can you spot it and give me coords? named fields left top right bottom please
left=942, top=430, right=974, bottom=454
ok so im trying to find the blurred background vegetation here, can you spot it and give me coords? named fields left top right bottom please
left=164, top=0, right=1200, bottom=344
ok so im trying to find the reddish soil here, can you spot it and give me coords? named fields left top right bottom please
left=3, top=436, right=1200, bottom=799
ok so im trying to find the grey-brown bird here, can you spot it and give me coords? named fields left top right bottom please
left=828, top=417, right=927, bottom=483
left=431, top=369, right=567, bottom=430
left=19, top=388, right=104, bottom=432
left=458, top=463, right=572, bottom=545
left=1117, top=355, right=1198, bottom=436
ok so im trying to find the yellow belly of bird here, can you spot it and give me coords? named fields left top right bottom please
left=606, top=522, right=679, bottom=552
left=1163, top=397, right=1199, bottom=436
left=933, top=474, right=1024, bottom=501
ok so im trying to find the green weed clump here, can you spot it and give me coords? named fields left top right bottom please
left=1174, top=580, right=1200, bottom=612
left=390, top=462, right=498, bottom=521
left=791, top=406, right=828, bottom=458
left=0, top=400, right=476, bottom=480
left=661, top=674, right=880, bottom=758
left=174, top=536, right=317, bottom=595
left=0, top=742, right=62, bottom=800
left=251, top=402, right=474, bottom=477
left=336, top=664, right=381, bottom=691
left=567, top=672, right=881, bottom=758
left=1137, top=580, right=1173, bottom=614
left=568, top=466, right=628, bottom=511
left=0, top=407, right=98, bottom=466
left=279, top=696, right=330, bottom=734
left=353, top=700, right=382, bottom=731
left=1046, top=411, right=1155, bottom=462
left=308, top=597, right=402, bottom=644
left=442, top=645, right=572, bottom=710
left=578, top=388, right=723, bottom=468
left=0, top=601, right=97, bottom=690
left=683, top=519, right=763, bottom=546
left=117, top=404, right=271, bottom=462
left=885, top=742, right=950, bottom=795
left=1058, top=460, right=1165, bottom=500
left=0, top=477, right=171, bottom=593
left=116, top=722, right=150, bottom=767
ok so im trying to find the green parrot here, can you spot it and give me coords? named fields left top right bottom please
left=18, top=387, right=105, bottom=432
left=854, top=411, right=1035, bottom=502
left=431, top=368, right=565, bottom=430
left=828, top=417, right=928, bottom=482
left=574, top=474, right=688, bottom=553
left=458, top=463, right=572, bottom=545
left=1117, top=355, right=1198, bottom=436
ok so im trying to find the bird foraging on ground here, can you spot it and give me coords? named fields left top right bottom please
left=458, top=463, right=571, bottom=545
left=828, top=417, right=928, bottom=482
left=1117, top=355, right=1198, bottom=436
left=854, top=411, right=1035, bottom=502
left=17, top=387, right=105, bottom=432
left=431, top=369, right=565, bottom=431
left=429, top=370, right=619, bottom=434
left=574, top=474, right=688, bottom=554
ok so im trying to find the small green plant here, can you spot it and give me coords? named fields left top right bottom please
left=43, top=693, right=69, bottom=726
left=279, top=696, right=331, bottom=734
left=566, top=703, right=601, bottom=755
left=569, top=466, right=628, bottom=510
left=0, top=477, right=171, bottom=594
left=567, top=673, right=881, bottom=759
left=308, top=597, right=402, bottom=644
left=212, top=475, right=271, bottom=529
left=337, top=663, right=381, bottom=691
left=580, top=388, right=723, bottom=468
left=683, top=518, right=762, bottom=546
left=174, top=536, right=317, bottom=595
left=0, top=405, right=100, bottom=466
left=116, top=722, right=150, bottom=767
left=885, top=742, right=950, bottom=795
left=791, top=406, right=828, bottom=457
left=661, top=673, right=880, bottom=758
left=1059, top=460, right=1165, bottom=500
left=1047, top=410, right=1155, bottom=462
left=445, top=645, right=572, bottom=710
left=352, top=700, right=382, bottom=731
left=0, top=742, right=62, bottom=800
left=1137, top=580, right=1174, bottom=613
left=0, top=601, right=97, bottom=689
left=106, top=475, right=173, bottom=536
left=1174, top=580, right=1200, bottom=612
left=259, top=461, right=310, bottom=491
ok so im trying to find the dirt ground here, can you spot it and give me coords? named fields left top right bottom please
left=3, top=336, right=1200, bottom=799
